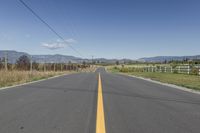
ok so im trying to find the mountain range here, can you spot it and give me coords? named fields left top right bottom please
left=0, top=50, right=84, bottom=64
left=0, top=50, right=199, bottom=63
left=0, top=50, right=123, bottom=64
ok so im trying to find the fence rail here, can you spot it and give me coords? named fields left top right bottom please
left=143, top=65, right=200, bottom=75
left=118, top=64, right=200, bottom=76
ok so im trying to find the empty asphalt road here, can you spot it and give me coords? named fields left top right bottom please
left=0, top=68, right=200, bottom=133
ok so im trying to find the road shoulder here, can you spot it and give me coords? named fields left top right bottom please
left=119, top=73, right=200, bottom=95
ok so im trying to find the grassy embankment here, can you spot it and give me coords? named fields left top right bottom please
left=108, top=66, right=200, bottom=91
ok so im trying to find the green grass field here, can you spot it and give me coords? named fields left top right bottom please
left=108, top=67, right=200, bottom=91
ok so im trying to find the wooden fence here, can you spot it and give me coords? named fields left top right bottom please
left=143, top=65, right=200, bottom=75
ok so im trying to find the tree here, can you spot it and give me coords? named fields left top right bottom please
left=16, top=55, right=30, bottom=70
left=0, top=58, right=3, bottom=69
left=183, top=57, right=189, bottom=63
left=116, top=61, right=119, bottom=65
left=32, top=61, right=39, bottom=70
left=92, top=60, right=96, bottom=64
left=82, top=61, right=86, bottom=66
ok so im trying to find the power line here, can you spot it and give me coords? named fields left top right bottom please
left=19, top=0, right=83, bottom=57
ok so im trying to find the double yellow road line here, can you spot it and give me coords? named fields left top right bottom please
left=96, top=73, right=106, bottom=133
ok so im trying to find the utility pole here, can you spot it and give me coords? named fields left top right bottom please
left=54, top=62, right=56, bottom=72
left=44, top=57, right=46, bottom=72
left=4, top=51, right=8, bottom=71
left=30, top=55, right=33, bottom=73
left=92, top=55, right=94, bottom=68
left=65, top=62, right=67, bottom=71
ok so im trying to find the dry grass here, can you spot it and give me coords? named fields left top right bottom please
left=79, top=65, right=98, bottom=73
left=0, top=70, right=68, bottom=88
left=0, top=66, right=96, bottom=88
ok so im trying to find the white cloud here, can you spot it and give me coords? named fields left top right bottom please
left=42, top=43, right=65, bottom=50
left=65, top=38, right=77, bottom=43
left=42, top=38, right=77, bottom=50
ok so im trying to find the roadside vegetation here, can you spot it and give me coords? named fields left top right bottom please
left=0, top=54, right=95, bottom=88
left=0, top=71, right=66, bottom=88
left=108, top=63, right=200, bottom=91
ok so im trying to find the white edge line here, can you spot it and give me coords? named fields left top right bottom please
left=119, top=73, right=200, bottom=95
left=0, top=72, right=74, bottom=91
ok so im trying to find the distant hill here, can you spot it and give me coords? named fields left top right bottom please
left=32, top=54, right=83, bottom=63
left=139, top=55, right=200, bottom=62
left=0, top=50, right=30, bottom=64
left=0, top=50, right=127, bottom=64
left=0, top=50, right=83, bottom=64
left=1, top=50, right=199, bottom=64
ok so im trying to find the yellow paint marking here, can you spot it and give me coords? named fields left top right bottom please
left=96, top=73, right=106, bottom=133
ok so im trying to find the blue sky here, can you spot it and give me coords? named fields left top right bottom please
left=0, top=0, right=200, bottom=59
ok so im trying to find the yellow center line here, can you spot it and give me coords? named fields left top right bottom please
left=96, top=73, right=106, bottom=133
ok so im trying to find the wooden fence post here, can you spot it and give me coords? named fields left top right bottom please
left=171, top=66, right=173, bottom=73
left=30, top=56, right=32, bottom=73
left=4, top=51, right=8, bottom=71
left=187, top=65, right=190, bottom=75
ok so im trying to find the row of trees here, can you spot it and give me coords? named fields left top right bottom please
left=0, top=55, right=90, bottom=71
left=114, top=59, right=200, bottom=66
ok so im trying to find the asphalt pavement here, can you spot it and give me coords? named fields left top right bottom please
left=0, top=68, right=200, bottom=133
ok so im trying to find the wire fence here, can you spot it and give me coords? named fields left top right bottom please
left=0, top=53, right=90, bottom=72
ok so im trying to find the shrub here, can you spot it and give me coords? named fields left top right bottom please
left=173, top=69, right=178, bottom=74
left=119, top=67, right=144, bottom=73
left=16, top=55, right=30, bottom=70
left=191, top=68, right=199, bottom=75
left=120, top=67, right=129, bottom=73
